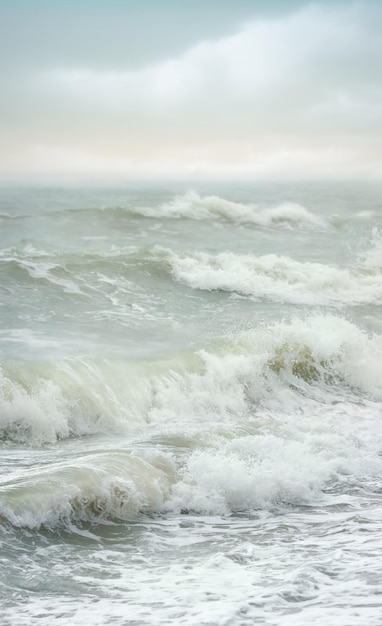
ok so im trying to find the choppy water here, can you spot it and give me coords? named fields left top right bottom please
left=0, top=181, right=381, bottom=625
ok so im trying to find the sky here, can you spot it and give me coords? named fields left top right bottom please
left=1, top=0, right=382, bottom=182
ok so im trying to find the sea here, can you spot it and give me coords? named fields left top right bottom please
left=0, top=181, right=381, bottom=625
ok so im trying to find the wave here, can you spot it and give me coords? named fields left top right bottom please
left=0, top=212, right=26, bottom=221
left=51, top=191, right=326, bottom=231
left=128, top=191, right=329, bottom=230
left=4, top=229, right=381, bottom=307
left=0, top=315, right=380, bottom=447
left=0, top=244, right=152, bottom=298
left=0, top=315, right=381, bottom=526
left=168, top=248, right=382, bottom=305
left=0, top=257, right=85, bottom=295
left=0, top=427, right=368, bottom=529
left=0, top=451, right=175, bottom=528
left=2, top=413, right=382, bottom=528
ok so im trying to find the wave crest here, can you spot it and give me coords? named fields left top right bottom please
left=0, top=452, right=175, bottom=528
left=0, top=316, right=381, bottom=447
left=169, top=250, right=382, bottom=305
left=1, top=315, right=381, bottom=525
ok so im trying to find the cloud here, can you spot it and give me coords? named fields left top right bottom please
left=42, top=4, right=381, bottom=118
left=2, top=1, right=382, bottom=180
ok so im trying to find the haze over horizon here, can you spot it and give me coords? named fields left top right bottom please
left=1, top=0, right=382, bottom=183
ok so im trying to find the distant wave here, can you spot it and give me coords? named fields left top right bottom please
left=0, top=249, right=85, bottom=295
left=0, top=212, right=25, bottom=221
left=0, top=244, right=168, bottom=299
left=30, top=191, right=381, bottom=231
left=127, top=191, right=329, bottom=230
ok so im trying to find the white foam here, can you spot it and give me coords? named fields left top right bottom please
left=0, top=247, right=84, bottom=295
left=0, top=357, right=157, bottom=445
left=168, top=250, right=382, bottom=305
left=18, top=259, right=84, bottom=294
left=355, top=210, right=377, bottom=219
left=359, top=228, right=382, bottom=268
left=153, top=315, right=382, bottom=515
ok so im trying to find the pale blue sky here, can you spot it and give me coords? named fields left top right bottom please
left=1, top=0, right=381, bottom=181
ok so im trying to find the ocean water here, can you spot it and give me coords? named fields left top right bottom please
left=0, top=181, right=381, bottom=625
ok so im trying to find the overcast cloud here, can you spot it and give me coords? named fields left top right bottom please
left=1, top=0, right=382, bottom=181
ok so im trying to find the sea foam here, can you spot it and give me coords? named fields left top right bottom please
left=360, top=228, right=382, bottom=268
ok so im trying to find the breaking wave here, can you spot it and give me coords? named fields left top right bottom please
left=4, top=230, right=381, bottom=309
left=0, top=315, right=381, bottom=527
left=0, top=315, right=380, bottom=446
left=168, top=249, right=382, bottom=305
left=0, top=451, right=175, bottom=528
